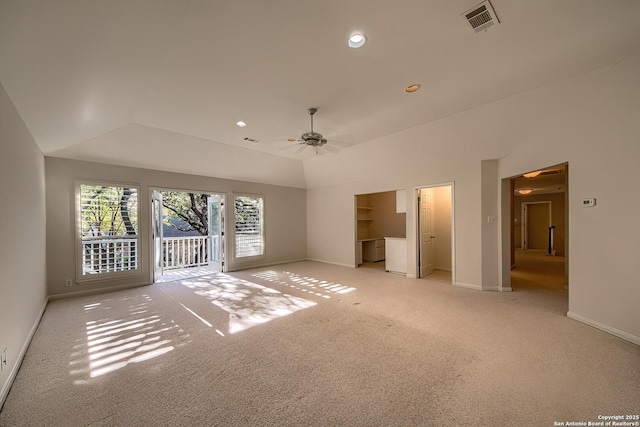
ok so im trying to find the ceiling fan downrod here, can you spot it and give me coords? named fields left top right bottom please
left=308, top=107, right=317, bottom=132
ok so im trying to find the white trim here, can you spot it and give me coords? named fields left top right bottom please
left=0, top=299, right=48, bottom=410
left=149, top=187, right=229, bottom=281
left=48, top=281, right=151, bottom=300
left=454, top=281, right=482, bottom=291
left=414, top=182, right=455, bottom=284
left=305, top=258, right=355, bottom=269
left=225, top=258, right=311, bottom=272
left=567, top=312, right=640, bottom=346
left=75, top=180, right=142, bottom=283
left=500, top=287, right=513, bottom=292
left=231, top=193, right=266, bottom=264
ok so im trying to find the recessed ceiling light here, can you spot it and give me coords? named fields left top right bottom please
left=405, top=84, right=421, bottom=93
left=348, top=33, right=367, bottom=48
left=517, top=188, right=534, bottom=195
left=236, top=121, right=246, bottom=127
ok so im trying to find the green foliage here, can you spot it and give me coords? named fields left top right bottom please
left=234, top=196, right=262, bottom=233
left=80, top=185, right=138, bottom=237
left=161, top=191, right=211, bottom=236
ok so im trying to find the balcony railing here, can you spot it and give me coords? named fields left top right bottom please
left=235, top=232, right=263, bottom=257
left=82, top=236, right=138, bottom=275
left=163, top=236, right=210, bottom=270
left=82, top=234, right=226, bottom=275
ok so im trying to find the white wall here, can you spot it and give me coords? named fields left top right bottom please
left=0, top=83, right=48, bottom=407
left=48, top=123, right=308, bottom=189
left=305, top=52, right=640, bottom=344
left=45, top=158, right=307, bottom=297
left=499, top=53, right=640, bottom=344
left=305, top=134, right=484, bottom=285
left=481, top=160, right=499, bottom=290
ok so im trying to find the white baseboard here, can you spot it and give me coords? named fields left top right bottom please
left=306, top=258, right=355, bottom=269
left=454, top=281, right=482, bottom=291
left=500, top=287, right=513, bottom=292
left=48, top=281, right=150, bottom=300
left=231, top=258, right=313, bottom=272
left=0, top=298, right=48, bottom=410
left=567, top=311, right=640, bottom=346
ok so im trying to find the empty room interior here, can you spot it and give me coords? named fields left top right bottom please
left=1, top=1, right=639, bottom=425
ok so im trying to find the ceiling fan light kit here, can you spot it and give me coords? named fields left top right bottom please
left=288, top=107, right=339, bottom=155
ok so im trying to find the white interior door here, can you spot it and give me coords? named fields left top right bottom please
left=419, top=188, right=435, bottom=277
left=152, top=190, right=163, bottom=281
left=208, top=194, right=224, bottom=271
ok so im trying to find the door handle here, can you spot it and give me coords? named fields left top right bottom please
left=430, top=236, right=436, bottom=239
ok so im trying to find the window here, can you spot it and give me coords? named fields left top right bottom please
left=78, top=183, right=139, bottom=278
left=234, top=195, right=264, bottom=259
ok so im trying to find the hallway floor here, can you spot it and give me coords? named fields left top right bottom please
left=511, top=249, right=566, bottom=291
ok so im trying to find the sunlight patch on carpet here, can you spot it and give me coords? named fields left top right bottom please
left=180, top=273, right=317, bottom=334
left=71, top=294, right=190, bottom=382
left=251, top=270, right=356, bottom=297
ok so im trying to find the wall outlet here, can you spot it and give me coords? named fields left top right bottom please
left=66, top=279, right=73, bottom=287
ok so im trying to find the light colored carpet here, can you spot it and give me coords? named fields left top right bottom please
left=1, top=260, right=638, bottom=426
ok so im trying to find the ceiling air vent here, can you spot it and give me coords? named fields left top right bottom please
left=462, top=1, right=500, bottom=33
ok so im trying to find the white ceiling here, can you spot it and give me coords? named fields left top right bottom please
left=2, top=0, right=640, bottom=162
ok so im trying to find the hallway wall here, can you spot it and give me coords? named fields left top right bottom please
left=514, top=192, right=566, bottom=256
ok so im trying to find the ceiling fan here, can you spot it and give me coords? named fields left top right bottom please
left=289, top=108, right=339, bottom=154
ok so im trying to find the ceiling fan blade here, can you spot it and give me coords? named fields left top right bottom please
left=323, top=144, right=340, bottom=153
left=327, top=134, right=356, bottom=148
left=294, top=145, right=307, bottom=154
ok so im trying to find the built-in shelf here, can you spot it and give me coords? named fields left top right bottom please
left=357, top=206, right=373, bottom=221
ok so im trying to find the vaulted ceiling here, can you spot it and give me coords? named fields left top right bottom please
left=2, top=0, right=639, bottom=165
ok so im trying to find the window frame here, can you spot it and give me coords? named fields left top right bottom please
left=75, top=180, right=142, bottom=284
left=232, top=193, right=266, bottom=263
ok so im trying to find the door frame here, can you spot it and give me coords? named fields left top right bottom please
left=149, top=186, right=227, bottom=283
left=499, top=162, right=569, bottom=292
left=207, top=194, right=225, bottom=272
left=521, top=201, right=552, bottom=251
left=415, top=183, right=455, bottom=282
left=152, top=190, right=164, bottom=281
left=418, top=187, right=435, bottom=277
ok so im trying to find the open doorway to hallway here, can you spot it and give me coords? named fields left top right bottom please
left=152, top=189, right=225, bottom=283
left=509, top=164, right=568, bottom=294
left=417, top=184, right=454, bottom=284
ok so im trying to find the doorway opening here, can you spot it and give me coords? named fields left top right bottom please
left=152, top=189, right=225, bottom=283
left=354, top=190, right=406, bottom=271
left=417, top=184, right=454, bottom=284
left=508, top=164, right=568, bottom=294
